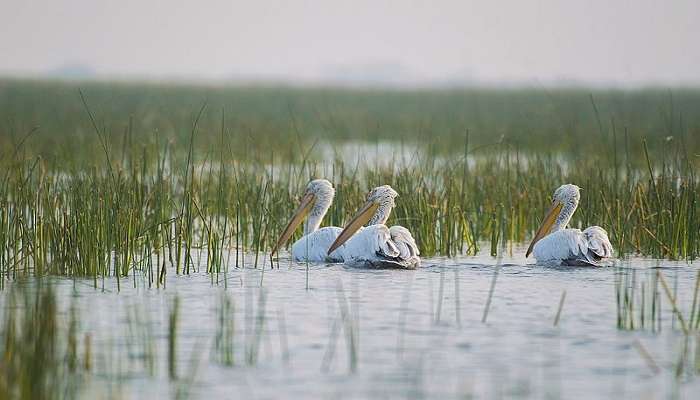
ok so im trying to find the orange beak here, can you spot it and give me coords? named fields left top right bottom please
left=526, top=202, right=563, bottom=257
left=271, top=192, right=315, bottom=255
left=327, top=200, right=379, bottom=255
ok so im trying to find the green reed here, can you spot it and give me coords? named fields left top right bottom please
left=0, top=79, right=699, bottom=282
left=0, top=280, right=215, bottom=399
left=0, top=282, right=85, bottom=399
left=616, top=265, right=700, bottom=333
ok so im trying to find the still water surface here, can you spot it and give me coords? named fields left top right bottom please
left=6, top=249, right=700, bottom=399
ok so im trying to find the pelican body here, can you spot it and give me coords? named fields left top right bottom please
left=526, top=184, right=613, bottom=266
left=272, top=179, right=344, bottom=262
left=328, top=185, right=420, bottom=269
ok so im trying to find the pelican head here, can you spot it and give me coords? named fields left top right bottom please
left=327, top=185, right=398, bottom=255
left=272, top=179, right=335, bottom=255
left=526, top=184, right=581, bottom=257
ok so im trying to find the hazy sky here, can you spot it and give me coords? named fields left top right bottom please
left=1, top=0, right=699, bottom=86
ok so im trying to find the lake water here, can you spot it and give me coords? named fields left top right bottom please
left=3, top=248, right=700, bottom=399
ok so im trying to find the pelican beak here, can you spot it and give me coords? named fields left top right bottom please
left=272, top=192, right=315, bottom=255
left=525, top=202, right=563, bottom=257
left=327, top=201, right=379, bottom=255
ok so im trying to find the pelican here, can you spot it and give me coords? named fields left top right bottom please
left=526, top=184, right=613, bottom=266
left=327, top=185, right=420, bottom=269
left=272, top=179, right=344, bottom=262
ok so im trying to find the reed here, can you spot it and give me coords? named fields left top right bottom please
left=0, top=282, right=85, bottom=399
left=615, top=265, right=700, bottom=335
left=0, top=79, right=699, bottom=284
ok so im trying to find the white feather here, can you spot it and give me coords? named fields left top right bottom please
left=583, top=226, right=614, bottom=260
left=291, top=226, right=343, bottom=262
left=389, top=226, right=420, bottom=260
left=338, top=224, right=420, bottom=269
left=533, top=227, right=613, bottom=267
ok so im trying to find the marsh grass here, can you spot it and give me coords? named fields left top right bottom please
left=616, top=265, right=700, bottom=335
left=0, top=282, right=85, bottom=399
left=0, top=281, right=280, bottom=400
left=1, top=133, right=697, bottom=284
left=0, top=79, right=699, bottom=286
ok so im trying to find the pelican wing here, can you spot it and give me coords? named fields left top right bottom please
left=340, top=225, right=420, bottom=269
left=291, top=226, right=344, bottom=263
left=388, top=226, right=420, bottom=259
left=532, top=228, right=613, bottom=267
left=581, top=226, right=614, bottom=262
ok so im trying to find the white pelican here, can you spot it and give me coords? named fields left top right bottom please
left=327, top=185, right=420, bottom=269
left=526, top=184, right=613, bottom=266
left=272, top=179, right=344, bottom=262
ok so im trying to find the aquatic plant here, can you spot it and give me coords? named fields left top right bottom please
left=0, top=79, right=698, bottom=285
left=0, top=282, right=84, bottom=399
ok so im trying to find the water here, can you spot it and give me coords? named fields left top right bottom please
left=3, top=249, right=700, bottom=399
left=192, top=139, right=573, bottom=181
